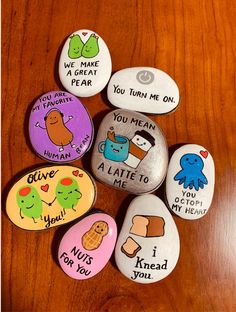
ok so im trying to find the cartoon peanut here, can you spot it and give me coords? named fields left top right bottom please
left=82, top=221, right=109, bottom=250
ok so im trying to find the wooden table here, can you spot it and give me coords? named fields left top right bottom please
left=2, top=1, right=236, bottom=311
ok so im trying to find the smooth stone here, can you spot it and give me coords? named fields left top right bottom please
left=6, top=165, right=96, bottom=230
left=29, top=91, right=93, bottom=163
left=91, top=109, right=168, bottom=194
left=115, top=195, right=180, bottom=283
left=107, top=67, right=179, bottom=114
left=166, top=144, right=215, bottom=220
left=59, top=29, right=112, bottom=97
left=58, top=212, right=117, bottom=279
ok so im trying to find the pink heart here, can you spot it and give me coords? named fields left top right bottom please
left=200, top=150, right=208, bottom=158
left=41, top=184, right=49, bottom=192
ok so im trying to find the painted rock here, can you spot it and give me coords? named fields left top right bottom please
left=6, top=166, right=96, bottom=230
left=107, top=67, right=179, bottom=114
left=58, top=212, right=117, bottom=279
left=29, top=91, right=93, bottom=163
left=91, top=109, right=168, bottom=194
left=115, top=195, right=180, bottom=283
left=166, top=144, right=215, bottom=220
left=59, top=29, right=112, bottom=97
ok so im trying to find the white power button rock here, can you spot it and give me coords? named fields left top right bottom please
left=136, top=70, right=154, bottom=84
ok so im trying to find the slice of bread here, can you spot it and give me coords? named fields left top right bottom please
left=130, top=215, right=165, bottom=237
left=121, top=237, right=141, bottom=258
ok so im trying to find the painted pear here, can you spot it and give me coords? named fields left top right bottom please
left=82, top=34, right=99, bottom=58
left=68, top=35, right=84, bottom=59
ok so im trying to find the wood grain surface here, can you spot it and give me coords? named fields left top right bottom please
left=2, top=0, right=236, bottom=311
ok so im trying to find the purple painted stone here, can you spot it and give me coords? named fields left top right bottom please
left=29, top=91, right=93, bottom=163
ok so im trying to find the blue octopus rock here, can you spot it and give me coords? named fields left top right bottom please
left=174, top=153, right=208, bottom=191
left=165, top=144, right=215, bottom=220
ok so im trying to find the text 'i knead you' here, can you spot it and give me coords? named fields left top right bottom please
left=6, top=166, right=96, bottom=230
left=58, top=212, right=117, bottom=279
left=166, top=144, right=215, bottom=220
left=29, top=91, right=93, bottom=163
left=91, top=109, right=168, bottom=194
left=115, top=195, right=180, bottom=283
left=59, top=29, right=112, bottom=97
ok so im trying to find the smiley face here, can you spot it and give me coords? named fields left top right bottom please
left=45, top=110, right=61, bottom=125
left=131, top=135, right=152, bottom=151
left=180, top=154, right=204, bottom=170
left=44, top=109, right=73, bottom=147
left=108, top=141, right=124, bottom=154
left=68, top=35, right=84, bottom=59
left=82, top=34, right=99, bottom=58
left=16, top=185, right=42, bottom=219
left=105, top=136, right=129, bottom=162
left=92, top=221, right=109, bottom=236
left=56, top=177, right=82, bottom=209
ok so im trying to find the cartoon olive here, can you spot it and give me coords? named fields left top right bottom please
left=56, top=177, right=82, bottom=210
left=16, top=185, right=42, bottom=223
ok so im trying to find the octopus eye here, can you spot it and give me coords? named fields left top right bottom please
left=21, top=200, right=24, bottom=203
left=97, top=225, right=99, bottom=228
left=120, top=146, right=123, bottom=149
left=111, top=145, right=113, bottom=148
left=195, top=159, right=197, bottom=162
left=144, top=142, right=146, bottom=145
left=186, top=158, right=189, bottom=161
left=32, top=195, right=34, bottom=198
left=101, top=229, right=103, bottom=231
left=137, top=138, right=139, bottom=141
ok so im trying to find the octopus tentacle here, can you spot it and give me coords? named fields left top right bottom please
left=193, top=178, right=199, bottom=191
left=174, top=170, right=185, bottom=181
left=184, top=176, right=192, bottom=189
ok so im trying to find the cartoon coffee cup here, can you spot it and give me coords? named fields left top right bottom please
left=98, top=131, right=129, bottom=162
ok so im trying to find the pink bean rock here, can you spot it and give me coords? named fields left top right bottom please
left=58, top=213, right=117, bottom=279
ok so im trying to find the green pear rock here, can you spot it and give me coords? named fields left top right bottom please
left=56, top=177, right=82, bottom=210
left=68, top=35, right=84, bottom=59
left=82, top=34, right=99, bottom=58
left=16, top=185, right=42, bottom=221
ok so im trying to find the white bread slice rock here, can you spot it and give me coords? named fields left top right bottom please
left=130, top=215, right=165, bottom=237
left=121, top=237, right=141, bottom=258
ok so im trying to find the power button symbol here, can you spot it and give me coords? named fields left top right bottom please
left=136, top=70, right=154, bottom=85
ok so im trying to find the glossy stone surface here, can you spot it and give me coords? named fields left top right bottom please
left=29, top=91, right=93, bottom=163
left=58, top=212, right=117, bottom=279
left=115, top=195, right=180, bottom=283
left=107, top=67, right=179, bottom=114
left=91, top=109, right=168, bottom=194
left=59, top=29, right=112, bottom=97
left=166, top=144, right=215, bottom=220
left=6, top=166, right=96, bottom=230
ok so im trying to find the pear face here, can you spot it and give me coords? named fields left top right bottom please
left=82, top=34, right=99, bottom=58
left=68, top=35, right=84, bottom=59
